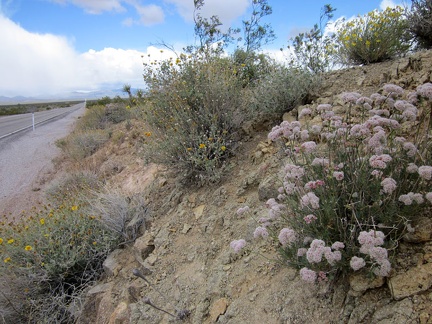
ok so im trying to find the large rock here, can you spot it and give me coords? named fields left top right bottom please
left=388, top=263, right=432, bottom=300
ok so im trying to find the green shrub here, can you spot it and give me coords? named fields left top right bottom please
left=0, top=203, right=120, bottom=323
left=142, top=52, right=247, bottom=184
left=407, top=0, right=432, bottom=49
left=45, top=171, right=102, bottom=203
left=252, top=64, right=320, bottom=115
left=57, top=130, right=109, bottom=160
left=232, top=83, right=432, bottom=283
left=334, top=7, right=411, bottom=65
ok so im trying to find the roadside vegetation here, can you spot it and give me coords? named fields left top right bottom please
left=1, top=0, right=432, bottom=322
left=0, top=100, right=83, bottom=116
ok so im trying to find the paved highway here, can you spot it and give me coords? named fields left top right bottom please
left=0, top=102, right=85, bottom=139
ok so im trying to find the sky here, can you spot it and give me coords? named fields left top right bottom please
left=0, top=0, right=403, bottom=99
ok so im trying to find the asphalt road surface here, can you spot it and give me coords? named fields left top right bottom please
left=0, top=103, right=86, bottom=218
left=0, top=103, right=85, bottom=139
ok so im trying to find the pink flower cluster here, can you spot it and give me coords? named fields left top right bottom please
left=417, top=82, right=432, bottom=100
left=303, top=214, right=317, bottom=224
left=300, top=141, right=317, bottom=153
left=268, top=121, right=301, bottom=141
left=369, top=154, right=392, bottom=169
left=230, top=239, right=246, bottom=253
left=236, top=206, right=250, bottom=216
left=418, top=166, right=432, bottom=180
left=350, top=256, right=366, bottom=271
left=340, top=91, right=361, bottom=104
left=304, top=180, right=325, bottom=190
left=266, top=198, right=285, bottom=219
left=278, top=228, right=297, bottom=246
left=381, top=177, right=397, bottom=194
left=357, top=230, right=391, bottom=276
left=305, top=239, right=342, bottom=265
left=300, top=267, right=317, bottom=283
left=333, top=171, right=344, bottom=181
left=398, top=192, right=425, bottom=205
left=300, top=192, right=320, bottom=210
left=283, top=164, right=305, bottom=180
left=254, top=226, right=269, bottom=239
left=383, top=83, right=404, bottom=97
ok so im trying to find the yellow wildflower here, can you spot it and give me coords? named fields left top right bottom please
left=220, top=146, right=226, bottom=151
left=71, top=205, right=79, bottom=211
left=0, top=238, right=3, bottom=244
left=25, top=245, right=32, bottom=251
left=4, top=257, right=11, bottom=263
left=7, top=239, right=14, bottom=244
left=93, top=241, right=97, bottom=245
left=199, top=143, right=206, bottom=149
left=39, top=218, right=45, bottom=225
left=144, top=132, right=152, bottom=137
left=186, top=147, right=193, bottom=152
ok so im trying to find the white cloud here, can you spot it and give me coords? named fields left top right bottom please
left=379, top=0, right=404, bottom=9
left=0, top=14, right=174, bottom=97
left=165, top=0, right=249, bottom=25
left=134, top=3, right=165, bottom=26
left=50, top=0, right=125, bottom=14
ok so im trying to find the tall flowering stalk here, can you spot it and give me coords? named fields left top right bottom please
left=245, top=83, right=432, bottom=282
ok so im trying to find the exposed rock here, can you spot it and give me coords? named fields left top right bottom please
left=403, top=217, right=432, bottom=243
left=371, top=298, right=414, bottom=323
left=103, top=249, right=124, bottom=277
left=209, top=298, right=229, bottom=322
left=388, top=263, right=432, bottom=300
left=108, top=302, right=129, bottom=324
left=193, top=204, right=205, bottom=219
left=348, top=272, right=385, bottom=297
left=257, top=174, right=279, bottom=202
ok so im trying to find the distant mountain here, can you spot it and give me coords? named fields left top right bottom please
left=0, top=88, right=132, bottom=105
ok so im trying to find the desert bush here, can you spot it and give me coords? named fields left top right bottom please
left=407, top=0, right=432, bottom=49
left=45, top=171, right=102, bottom=203
left=77, top=104, right=131, bottom=131
left=141, top=52, right=247, bottom=184
left=85, top=189, right=148, bottom=242
left=252, top=63, right=320, bottom=115
left=57, top=129, right=109, bottom=160
left=334, top=7, right=411, bottom=65
left=232, top=83, right=432, bottom=283
left=0, top=203, right=120, bottom=323
left=288, top=4, right=337, bottom=73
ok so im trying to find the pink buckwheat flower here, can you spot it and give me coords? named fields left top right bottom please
left=230, top=239, right=246, bottom=253
left=278, top=228, right=297, bottom=246
left=311, top=158, right=330, bottom=167
left=381, top=177, right=397, bottom=194
left=300, top=267, right=317, bottom=283
left=350, top=256, right=366, bottom=271
left=236, top=206, right=250, bottom=216
left=331, top=241, right=345, bottom=250
left=316, top=104, right=332, bottom=112
left=341, top=91, right=361, bottom=104
left=254, top=226, right=269, bottom=239
left=398, top=194, right=413, bottom=205
left=333, top=171, right=344, bottom=181
left=417, top=82, right=432, bottom=100
left=383, top=84, right=404, bottom=97
left=373, top=259, right=391, bottom=277
left=358, top=230, right=385, bottom=247
left=299, top=108, right=312, bottom=118
left=371, top=170, right=383, bottom=178
left=406, top=163, right=418, bottom=174
left=284, top=164, right=305, bottom=180
left=306, top=239, right=325, bottom=263
left=425, top=192, right=432, bottom=204
left=303, top=214, right=317, bottom=224
left=324, top=249, right=342, bottom=265
left=300, top=141, right=317, bottom=154
left=297, top=248, right=307, bottom=256
left=369, top=154, right=392, bottom=169
left=403, top=142, right=418, bottom=157
left=418, top=166, right=432, bottom=180
left=300, top=192, right=320, bottom=210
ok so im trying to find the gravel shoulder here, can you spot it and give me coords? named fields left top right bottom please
left=0, top=105, right=85, bottom=219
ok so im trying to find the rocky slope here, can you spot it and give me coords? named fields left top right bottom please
left=75, top=50, right=432, bottom=324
